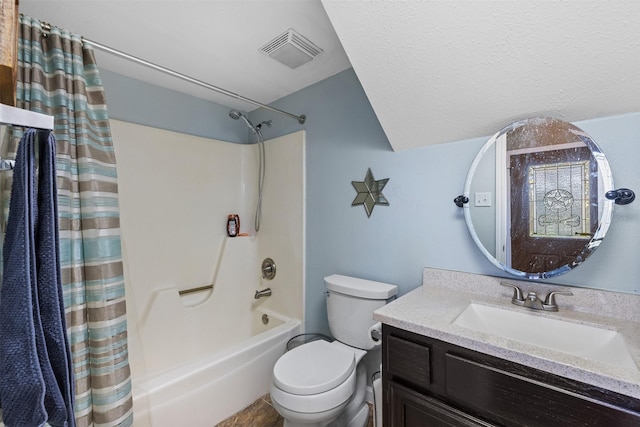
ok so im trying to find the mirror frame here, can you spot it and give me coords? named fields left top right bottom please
left=462, top=118, right=615, bottom=279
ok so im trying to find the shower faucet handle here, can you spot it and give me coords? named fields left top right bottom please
left=261, top=258, right=276, bottom=280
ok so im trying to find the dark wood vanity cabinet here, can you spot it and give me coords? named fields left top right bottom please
left=383, top=325, right=640, bottom=427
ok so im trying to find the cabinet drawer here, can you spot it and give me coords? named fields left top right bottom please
left=445, top=353, right=640, bottom=427
left=386, top=335, right=431, bottom=386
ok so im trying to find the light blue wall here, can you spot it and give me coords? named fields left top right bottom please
left=100, top=69, right=250, bottom=143
left=250, top=69, right=640, bottom=335
left=102, top=67, right=640, bottom=337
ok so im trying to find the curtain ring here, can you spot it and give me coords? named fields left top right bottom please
left=41, top=21, right=51, bottom=38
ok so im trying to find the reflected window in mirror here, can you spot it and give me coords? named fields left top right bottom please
left=529, top=160, right=591, bottom=238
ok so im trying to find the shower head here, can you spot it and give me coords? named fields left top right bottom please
left=228, top=109, right=258, bottom=133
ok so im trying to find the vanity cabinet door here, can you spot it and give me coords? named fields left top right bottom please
left=389, top=381, right=495, bottom=427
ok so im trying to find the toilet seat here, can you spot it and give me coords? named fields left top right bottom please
left=270, top=367, right=356, bottom=414
left=273, top=340, right=355, bottom=395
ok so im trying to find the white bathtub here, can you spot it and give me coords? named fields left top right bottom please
left=131, top=306, right=300, bottom=426
left=121, top=235, right=304, bottom=427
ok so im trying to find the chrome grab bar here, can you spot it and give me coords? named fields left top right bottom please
left=178, top=284, right=213, bottom=296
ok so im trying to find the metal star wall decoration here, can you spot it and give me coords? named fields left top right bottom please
left=351, top=168, right=389, bottom=217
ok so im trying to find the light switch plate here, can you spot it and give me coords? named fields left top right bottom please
left=474, top=192, right=492, bottom=207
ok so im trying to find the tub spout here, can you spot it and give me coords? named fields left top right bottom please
left=254, top=288, right=272, bottom=299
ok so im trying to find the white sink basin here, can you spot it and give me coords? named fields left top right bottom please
left=453, top=303, right=638, bottom=371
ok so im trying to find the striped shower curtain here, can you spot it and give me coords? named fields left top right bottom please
left=1, top=15, right=133, bottom=426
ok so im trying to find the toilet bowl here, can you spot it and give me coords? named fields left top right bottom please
left=270, top=340, right=366, bottom=427
left=270, top=275, right=398, bottom=427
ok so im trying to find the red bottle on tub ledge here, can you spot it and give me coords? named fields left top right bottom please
left=227, top=214, right=240, bottom=237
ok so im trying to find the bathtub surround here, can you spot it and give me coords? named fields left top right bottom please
left=111, top=121, right=304, bottom=425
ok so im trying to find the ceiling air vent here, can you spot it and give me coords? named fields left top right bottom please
left=260, top=28, right=323, bottom=69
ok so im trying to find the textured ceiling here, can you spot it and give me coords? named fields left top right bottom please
left=321, top=0, right=640, bottom=150
left=19, top=1, right=640, bottom=151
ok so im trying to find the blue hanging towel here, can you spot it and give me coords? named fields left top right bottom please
left=0, top=129, right=76, bottom=427
left=34, top=130, right=75, bottom=427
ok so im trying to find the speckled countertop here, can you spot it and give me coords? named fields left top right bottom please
left=374, top=268, right=640, bottom=399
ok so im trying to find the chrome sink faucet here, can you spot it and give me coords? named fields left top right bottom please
left=500, top=282, right=572, bottom=312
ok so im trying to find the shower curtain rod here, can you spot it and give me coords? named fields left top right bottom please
left=82, top=38, right=307, bottom=124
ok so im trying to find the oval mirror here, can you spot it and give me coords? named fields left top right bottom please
left=463, top=117, right=614, bottom=279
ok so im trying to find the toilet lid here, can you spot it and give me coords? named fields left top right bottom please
left=273, top=340, right=355, bottom=395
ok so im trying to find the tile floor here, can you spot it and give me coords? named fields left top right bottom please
left=216, top=395, right=282, bottom=427
left=215, top=394, right=375, bottom=427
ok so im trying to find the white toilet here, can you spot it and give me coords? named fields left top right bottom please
left=270, top=274, right=398, bottom=427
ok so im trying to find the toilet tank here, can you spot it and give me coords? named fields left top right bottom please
left=324, top=274, right=398, bottom=350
